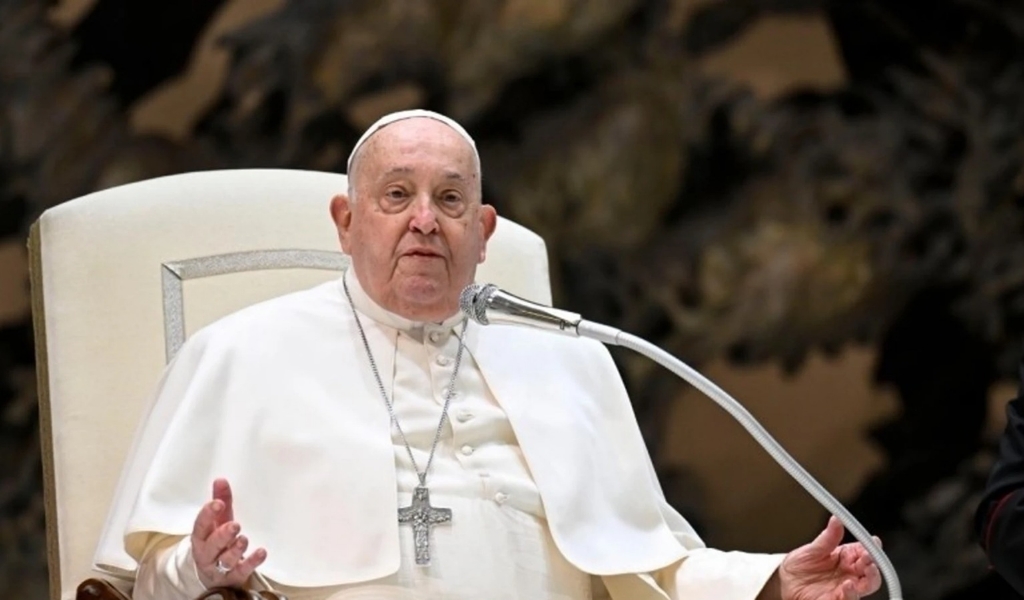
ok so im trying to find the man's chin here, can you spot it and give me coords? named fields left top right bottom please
left=395, top=282, right=458, bottom=320
left=399, top=302, right=458, bottom=323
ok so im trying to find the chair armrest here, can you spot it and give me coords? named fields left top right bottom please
left=76, top=579, right=130, bottom=600
left=76, top=578, right=286, bottom=600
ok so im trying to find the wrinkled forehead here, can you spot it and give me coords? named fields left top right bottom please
left=347, top=109, right=479, bottom=175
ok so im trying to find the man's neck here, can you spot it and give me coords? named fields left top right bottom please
left=344, top=268, right=463, bottom=333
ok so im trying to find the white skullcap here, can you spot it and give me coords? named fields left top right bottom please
left=346, top=109, right=478, bottom=175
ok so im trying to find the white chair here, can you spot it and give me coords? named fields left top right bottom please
left=28, top=169, right=552, bottom=600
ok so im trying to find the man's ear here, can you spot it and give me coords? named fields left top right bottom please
left=330, top=194, right=354, bottom=253
left=477, top=204, right=498, bottom=263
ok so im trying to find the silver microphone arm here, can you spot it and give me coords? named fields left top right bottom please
left=461, top=284, right=903, bottom=600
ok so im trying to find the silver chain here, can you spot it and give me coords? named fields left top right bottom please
left=343, top=277, right=468, bottom=487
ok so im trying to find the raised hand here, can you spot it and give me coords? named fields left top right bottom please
left=776, top=516, right=883, bottom=600
left=190, top=478, right=268, bottom=588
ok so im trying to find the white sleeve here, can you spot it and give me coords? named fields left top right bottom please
left=652, top=548, right=783, bottom=600
left=593, top=378, right=786, bottom=600
left=132, top=535, right=208, bottom=600
left=636, top=494, right=785, bottom=600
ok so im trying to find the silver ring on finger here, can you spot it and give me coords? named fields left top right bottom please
left=215, top=560, right=231, bottom=575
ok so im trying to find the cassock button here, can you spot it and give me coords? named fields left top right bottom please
left=456, top=410, right=473, bottom=423
left=428, top=331, right=445, bottom=344
left=460, top=445, right=474, bottom=456
left=436, top=355, right=452, bottom=367
left=494, top=492, right=509, bottom=505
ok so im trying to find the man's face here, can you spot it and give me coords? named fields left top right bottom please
left=331, top=118, right=497, bottom=322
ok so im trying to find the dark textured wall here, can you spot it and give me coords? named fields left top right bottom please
left=4, top=1, right=1024, bottom=598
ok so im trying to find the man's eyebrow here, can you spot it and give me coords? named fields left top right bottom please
left=378, top=167, right=473, bottom=181
left=382, top=166, right=415, bottom=177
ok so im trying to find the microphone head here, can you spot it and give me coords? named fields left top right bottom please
left=459, top=283, right=497, bottom=324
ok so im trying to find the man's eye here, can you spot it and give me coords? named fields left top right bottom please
left=442, top=193, right=462, bottom=204
left=386, top=189, right=407, bottom=200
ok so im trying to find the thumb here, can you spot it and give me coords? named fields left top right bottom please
left=808, top=516, right=845, bottom=555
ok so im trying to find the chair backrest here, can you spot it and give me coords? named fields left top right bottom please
left=28, top=168, right=552, bottom=600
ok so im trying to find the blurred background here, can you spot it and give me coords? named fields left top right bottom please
left=3, top=0, right=1024, bottom=598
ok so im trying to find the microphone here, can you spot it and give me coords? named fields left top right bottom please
left=459, top=283, right=583, bottom=335
left=460, top=282, right=903, bottom=600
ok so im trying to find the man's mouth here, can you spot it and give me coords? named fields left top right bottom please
left=403, top=249, right=442, bottom=258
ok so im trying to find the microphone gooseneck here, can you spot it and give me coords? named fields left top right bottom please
left=460, top=283, right=903, bottom=600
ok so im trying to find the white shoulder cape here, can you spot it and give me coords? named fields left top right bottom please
left=94, top=278, right=700, bottom=587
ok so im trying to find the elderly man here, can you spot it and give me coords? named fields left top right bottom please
left=98, top=110, right=882, bottom=600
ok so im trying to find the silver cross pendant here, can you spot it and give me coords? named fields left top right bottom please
left=398, top=485, right=452, bottom=566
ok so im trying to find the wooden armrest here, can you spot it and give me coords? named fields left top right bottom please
left=76, top=578, right=286, bottom=600
left=77, top=579, right=130, bottom=600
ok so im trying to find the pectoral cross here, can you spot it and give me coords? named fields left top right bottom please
left=398, top=485, right=452, bottom=566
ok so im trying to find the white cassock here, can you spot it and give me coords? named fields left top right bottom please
left=94, top=268, right=783, bottom=600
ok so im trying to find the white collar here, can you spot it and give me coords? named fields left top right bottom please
left=342, top=268, right=465, bottom=339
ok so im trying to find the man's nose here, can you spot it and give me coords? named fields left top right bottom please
left=408, top=195, right=439, bottom=234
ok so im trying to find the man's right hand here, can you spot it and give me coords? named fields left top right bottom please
left=191, top=478, right=268, bottom=588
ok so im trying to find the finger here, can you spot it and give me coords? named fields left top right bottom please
left=835, top=542, right=858, bottom=568
left=223, top=547, right=268, bottom=586
left=872, top=535, right=883, bottom=548
left=837, top=579, right=857, bottom=600
left=191, top=500, right=226, bottom=545
left=808, top=516, right=845, bottom=555
left=855, top=565, right=882, bottom=594
left=205, top=521, right=242, bottom=559
left=851, top=554, right=871, bottom=575
left=215, top=535, right=249, bottom=571
left=852, top=547, right=875, bottom=571
left=212, top=478, right=234, bottom=522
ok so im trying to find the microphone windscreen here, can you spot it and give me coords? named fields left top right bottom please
left=460, top=283, right=499, bottom=324
left=460, top=283, right=485, bottom=322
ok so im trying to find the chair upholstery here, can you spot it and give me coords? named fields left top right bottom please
left=28, top=168, right=552, bottom=600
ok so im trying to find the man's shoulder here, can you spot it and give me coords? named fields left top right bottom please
left=188, top=278, right=348, bottom=349
left=480, top=322, right=616, bottom=368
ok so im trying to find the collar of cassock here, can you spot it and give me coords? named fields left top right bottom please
left=342, top=267, right=466, bottom=343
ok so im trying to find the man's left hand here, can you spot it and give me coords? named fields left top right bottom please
left=771, top=516, right=883, bottom=600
